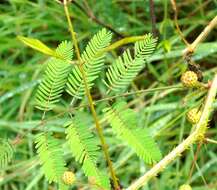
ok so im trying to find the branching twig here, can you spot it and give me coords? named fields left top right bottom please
left=126, top=73, right=217, bottom=190
left=71, top=0, right=125, bottom=38
left=183, top=15, right=217, bottom=55
left=82, top=0, right=125, bottom=38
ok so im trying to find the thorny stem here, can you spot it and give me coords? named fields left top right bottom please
left=183, top=15, right=217, bottom=55
left=126, top=74, right=217, bottom=190
left=63, top=0, right=120, bottom=189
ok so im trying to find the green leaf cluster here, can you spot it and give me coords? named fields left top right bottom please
left=66, top=28, right=112, bottom=98
left=65, top=112, right=110, bottom=190
left=35, top=41, right=73, bottom=110
left=105, top=34, right=157, bottom=92
left=35, top=133, right=66, bottom=184
left=19, top=28, right=158, bottom=189
left=104, top=101, right=162, bottom=164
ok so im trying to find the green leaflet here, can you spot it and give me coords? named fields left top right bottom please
left=65, top=112, right=111, bottom=190
left=17, top=36, right=57, bottom=57
left=66, top=28, right=112, bottom=98
left=104, top=101, right=162, bottom=164
left=0, top=138, right=13, bottom=169
left=35, top=133, right=66, bottom=184
left=35, top=41, right=73, bottom=110
left=105, top=34, right=157, bottom=93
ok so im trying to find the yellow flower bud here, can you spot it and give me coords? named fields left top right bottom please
left=179, top=184, right=192, bottom=190
left=186, top=108, right=202, bottom=124
left=62, top=171, right=76, bottom=185
left=181, top=71, right=198, bottom=87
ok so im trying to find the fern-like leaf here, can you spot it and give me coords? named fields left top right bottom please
left=35, top=133, right=66, bottom=183
left=105, top=34, right=157, bottom=92
left=35, top=41, right=73, bottom=110
left=66, top=28, right=112, bottom=98
left=0, top=139, right=13, bottom=169
left=103, top=101, right=162, bottom=164
left=65, top=112, right=110, bottom=190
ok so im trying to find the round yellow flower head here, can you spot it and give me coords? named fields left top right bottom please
left=186, top=108, right=202, bottom=124
left=62, top=171, right=76, bottom=185
left=179, top=184, right=192, bottom=190
left=181, top=71, right=198, bottom=87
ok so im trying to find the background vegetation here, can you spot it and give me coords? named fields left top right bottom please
left=0, top=0, right=217, bottom=190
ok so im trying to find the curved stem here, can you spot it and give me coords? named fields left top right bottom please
left=63, top=1, right=119, bottom=189
left=103, top=36, right=147, bottom=52
left=170, top=0, right=190, bottom=46
left=126, top=74, right=217, bottom=190
left=96, top=85, right=183, bottom=103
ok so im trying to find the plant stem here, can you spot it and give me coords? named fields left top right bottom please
left=183, top=15, right=217, bottom=54
left=56, top=35, right=151, bottom=66
left=67, top=85, right=184, bottom=113
left=187, top=142, right=202, bottom=183
left=11, top=84, right=184, bottom=147
left=63, top=1, right=119, bottom=189
left=149, top=0, right=159, bottom=38
left=126, top=74, right=217, bottom=190
left=103, top=35, right=147, bottom=52
left=170, top=0, right=190, bottom=46
left=96, top=85, right=183, bottom=103
left=206, top=138, right=217, bottom=144
left=82, top=0, right=125, bottom=38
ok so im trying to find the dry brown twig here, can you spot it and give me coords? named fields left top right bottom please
left=149, top=0, right=159, bottom=38
left=170, top=0, right=190, bottom=46
left=73, top=0, right=125, bottom=38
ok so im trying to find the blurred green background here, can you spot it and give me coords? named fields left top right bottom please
left=0, top=0, right=217, bottom=189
